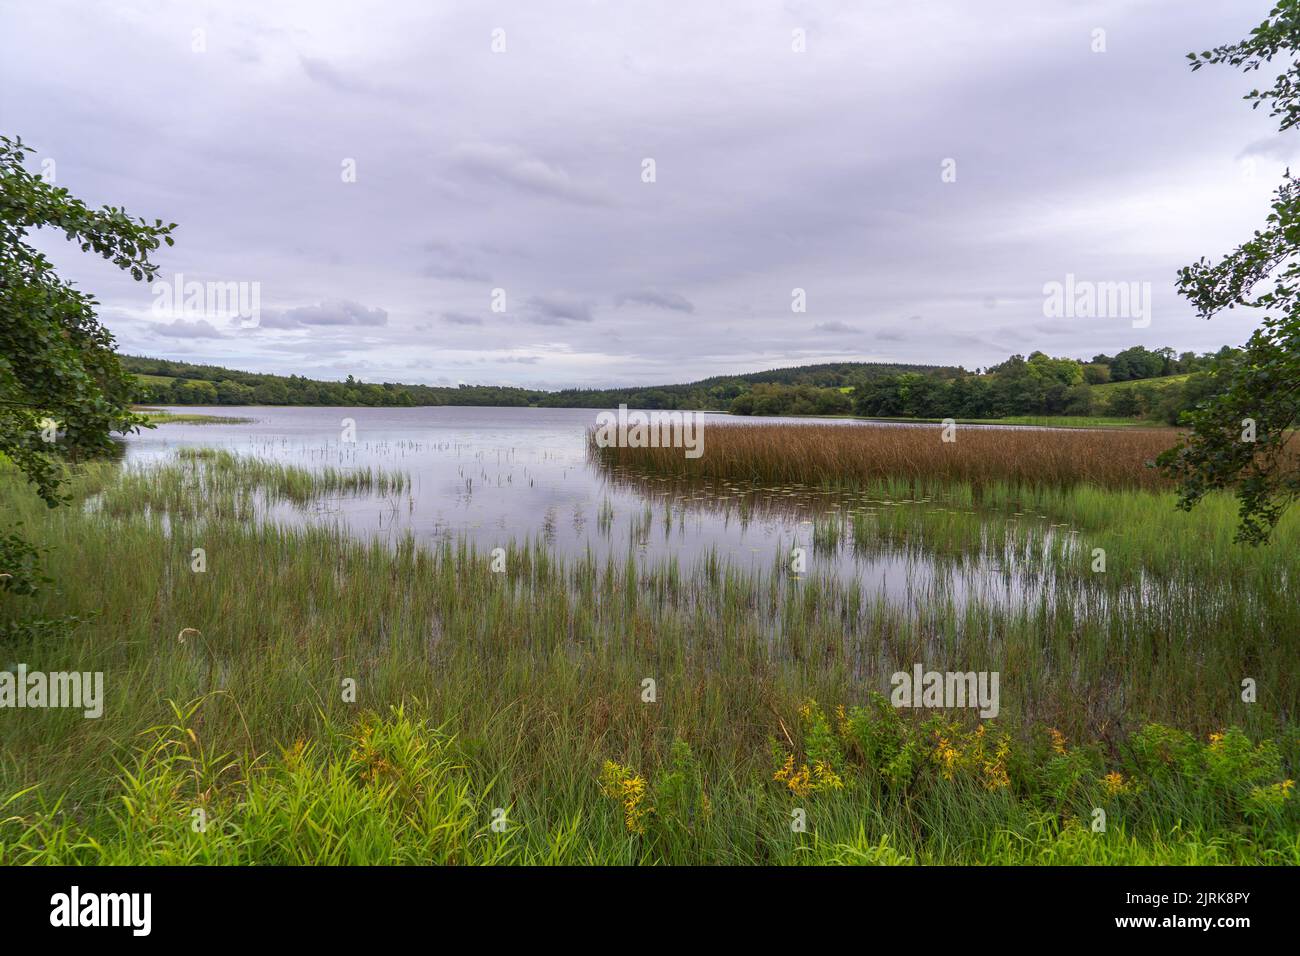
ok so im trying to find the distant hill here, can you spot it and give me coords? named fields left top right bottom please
left=122, top=345, right=1229, bottom=423
left=121, top=354, right=956, bottom=412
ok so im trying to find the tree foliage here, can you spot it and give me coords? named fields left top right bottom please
left=1158, top=4, right=1300, bottom=543
left=125, top=353, right=949, bottom=413
left=0, top=134, right=174, bottom=505
left=851, top=348, right=1224, bottom=422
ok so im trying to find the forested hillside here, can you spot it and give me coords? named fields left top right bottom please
left=123, top=355, right=950, bottom=412
left=125, top=344, right=1231, bottom=423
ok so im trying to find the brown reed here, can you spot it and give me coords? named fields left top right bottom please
left=590, top=422, right=1184, bottom=489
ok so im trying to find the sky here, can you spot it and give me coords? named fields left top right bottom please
left=1, top=0, right=1292, bottom=389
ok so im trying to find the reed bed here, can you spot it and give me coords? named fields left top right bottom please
left=1, top=456, right=1297, bottom=864
left=591, top=422, right=1184, bottom=490
left=94, top=448, right=409, bottom=520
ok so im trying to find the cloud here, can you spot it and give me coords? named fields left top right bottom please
left=153, top=318, right=224, bottom=339
left=1239, top=136, right=1297, bottom=161
left=13, top=1, right=1266, bottom=387
left=442, top=312, right=484, bottom=326
left=299, top=56, right=374, bottom=95
left=614, top=289, right=695, bottom=313
left=421, top=240, right=491, bottom=282
left=258, top=300, right=388, bottom=329
left=813, top=321, right=858, bottom=334
left=448, top=143, right=612, bottom=206
left=523, top=294, right=595, bottom=325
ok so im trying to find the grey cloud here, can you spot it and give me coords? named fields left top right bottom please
left=523, top=294, right=595, bottom=325
left=813, top=321, right=859, bottom=334
left=258, top=300, right=388, bottom=329
left=299, top=57, right=375, bottom=95
left=6, top=1, right=1266, bottom=388
left=422, top=240, right=491, bottom=282
left=422, top=264, right=489, bottom=282
left=1240, top=136, right=1297, bottom=161
left=442, top=312, right=484, bottom=326
left=448, top=143, right=612, bottom=207
left=153, top=318, right=225, bottom=339
left=615, top=290, right=695, bottom=313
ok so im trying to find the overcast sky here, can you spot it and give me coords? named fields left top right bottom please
left=1, top=0, right=1291, bottom=388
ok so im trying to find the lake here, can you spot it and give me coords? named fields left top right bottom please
left=122, top=405, right=1072, bottom=610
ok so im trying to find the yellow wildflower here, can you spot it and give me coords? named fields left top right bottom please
left=773, top=753, right=795, bottom=785
left=933, top=735, right=961, bottom=781
left=787, top=764, right=812, bottom=797
left=1101, top=771, right=1128, bottom=798
left=983, top=762, right=1010, bottom=790
left=982, top=738, right=1011, bottom=790
left=1048, top=728, right=1068, bottom=756
left=812, top=760, right=844, bottom=791
left=599, top=760, right=651, bottom=834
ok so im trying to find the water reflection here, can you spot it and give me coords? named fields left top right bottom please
left=120, top=405, right=1086, bottom=613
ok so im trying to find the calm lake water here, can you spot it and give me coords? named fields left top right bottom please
left=122, top=405, right=1071, bottom=609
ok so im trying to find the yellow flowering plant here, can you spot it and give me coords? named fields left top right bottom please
left=599, top=760, right=651, bottom=835
left=598, top=740, right=711, bottom=840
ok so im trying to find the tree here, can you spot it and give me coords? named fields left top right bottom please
left=1157, top=4, right=1300, bottom=543
left=1, top=134, right=175, bottom=506
left=1082, top=363, right=1112, bottom=385
left=1025, top=351, right=1084, bottom=387
left=1110, top=346, right=1163, bottom=381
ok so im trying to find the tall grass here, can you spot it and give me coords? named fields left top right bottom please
left=0, top=448, right=1296, bottom=864
left=592, top=422, right=1186, bottom=489
left=94, top=448, right=409, bottom=519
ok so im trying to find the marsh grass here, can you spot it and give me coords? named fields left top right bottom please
left=0, top=447, right=1297, bottom=864
left=3, top=696, right=1294, bottom=865
left=592, top=422, right=1187, bottom=489
left=141, top=411, right=256, bottom=425
left=94, top=449, right=409, bottom=520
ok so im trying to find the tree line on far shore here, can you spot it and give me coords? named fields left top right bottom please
left=127, top=345, right=1235, bottom=425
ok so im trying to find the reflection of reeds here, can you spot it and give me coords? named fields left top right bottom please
left=591, top=422, right=1184, bottom=490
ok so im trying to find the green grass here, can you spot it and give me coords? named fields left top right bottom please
left=954, top=415, right=1146, bottom=429
left=848, top=414, right=1148, bottom=428
left=93, top=448, right=409, bottom=519
left=4, top=700, right=1292, bottom=864
left=134, top=373, right=183, bottom=387
left=0, top=452, right=1296, bottom=864
left=140, top=410, right=255, bottom=425
left=1091, top=374, right=1191, bottom=394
